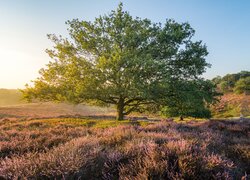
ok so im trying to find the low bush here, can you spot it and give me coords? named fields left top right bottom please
left=0, top=118, right=249, bottom=179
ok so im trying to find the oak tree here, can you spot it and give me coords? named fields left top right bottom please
left=23, top=3, right=212, bottom=120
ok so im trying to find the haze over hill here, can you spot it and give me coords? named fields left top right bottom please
left=0, top=89, right=25, bottom=106
left=0, top=89, right=114, bottom=118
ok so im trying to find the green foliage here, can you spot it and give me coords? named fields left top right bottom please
left=161, top=80, right=219, bottom=118
left=22, top=3, right=212, bottom=120
left=211, top=76, right=222, bottom=85
left=234, top=77, right=250, bottom=94
left=219, top=80, right=230, bottom=93
left=212, top=71, right=250, bottom=93
left=218, top=104, right=241, bottom=118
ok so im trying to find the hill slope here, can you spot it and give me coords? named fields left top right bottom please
left=0, top=89, right=25, bottom=106
left=211, top=93, right=250, bottom=118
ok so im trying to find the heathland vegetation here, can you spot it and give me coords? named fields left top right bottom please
left=0, top=117, right=249, bottom=179
left=211, top=71, right=250, bottom=118
left=0, top=3, right=250, bottom=180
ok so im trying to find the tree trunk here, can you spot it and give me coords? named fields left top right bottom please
left=116, top=97, right=125, bottom=120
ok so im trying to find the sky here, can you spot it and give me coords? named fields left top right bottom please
left=0, top=0, right=250, bottom=89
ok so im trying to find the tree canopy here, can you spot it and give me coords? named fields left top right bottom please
left=161, top=79, right=218, bottom=119
left=22, top=3, right=216, bottom=120
left=234, top=77, right=250, bottom=95
left=212, top=71, right=250, bottom=94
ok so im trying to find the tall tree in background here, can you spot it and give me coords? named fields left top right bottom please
left=22, top=3, right=214, bottom=120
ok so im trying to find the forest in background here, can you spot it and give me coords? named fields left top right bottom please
left=212, top=71, right=250, bottom=95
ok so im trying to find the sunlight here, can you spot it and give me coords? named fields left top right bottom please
left=0, top=49, right=47, bottom=88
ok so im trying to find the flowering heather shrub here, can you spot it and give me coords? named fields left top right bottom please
left=97, top=126, right=137, bottom=147
left=0, top=126, right=89, bottom=158
left=118, top=140, right=164, bottom=179
left=0, top=118, right=249, bottom=179
left=143, top=121, right=172, bottom=133
left=205, top=153, right=234, bottom=171
left=0, top=137, right=101, bottom=179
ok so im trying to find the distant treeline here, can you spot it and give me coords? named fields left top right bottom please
left=0, top=89, right=24, bottom=106
left=212, top=71, right=250, bottom=94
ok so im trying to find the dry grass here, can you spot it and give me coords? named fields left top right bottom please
left=0, top=117, right=249, bottom=179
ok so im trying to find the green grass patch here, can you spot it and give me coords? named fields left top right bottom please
left=1, top=118, right=153, bottom=130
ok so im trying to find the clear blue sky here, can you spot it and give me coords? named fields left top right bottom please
left=0, top=0, right=250, bottom=88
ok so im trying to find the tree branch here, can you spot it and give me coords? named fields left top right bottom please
left=123, top=100, right=155, bottom=115
left=124, top=97, right=144, bottom=105
left=124, top=106, right=138, bottom=115
left=96, top=97, right=117, bottom=104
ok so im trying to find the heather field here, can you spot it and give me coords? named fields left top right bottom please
left=0, top=116, right=249, bottom=179
left=1, top=1, right=250, bottom=179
